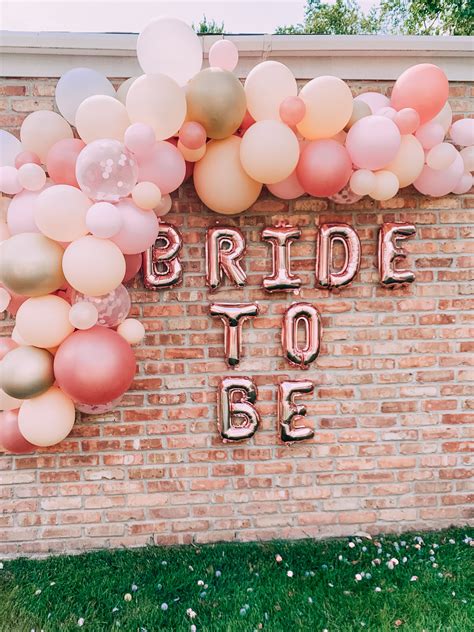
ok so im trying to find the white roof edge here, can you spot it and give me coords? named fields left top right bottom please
left=1, top=32, right=473, bottom=80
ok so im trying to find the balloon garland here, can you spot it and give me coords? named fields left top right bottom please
left=0, top=16, right=473, bottom=453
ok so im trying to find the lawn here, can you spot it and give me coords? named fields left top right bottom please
left=1, top=527, right=472, bottom=632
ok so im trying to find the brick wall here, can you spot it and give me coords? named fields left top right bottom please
left=0, top=77, right=473, bottom=558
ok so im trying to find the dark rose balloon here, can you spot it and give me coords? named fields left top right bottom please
left=0, top=409, right=35, bottom=454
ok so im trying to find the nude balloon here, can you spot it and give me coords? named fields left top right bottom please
left=426, top=142, right=457, bottom=170
left=0, top=166, right=22, bottom=195
left=385, top=134, right=425, bottom=187
left=16, top=295, right=73, bottom=349
left=86, top=202, right=123, bottom=239
left=7, top=186, right=48, bottom=235
left=369, top=170, right=399, bottom=201
left=117, top=318, right=146, bottom=345
left=0, top=409, right=34, bottom=453
left=297, top=76, right=353, bottom=140
left=69, top=301, right=98, bottom=330
left=111, top=199, right=159, bottom=254
left=17, top=163, right=46, bottom=191
left=46, top=138, right=85, bottom=187
left=209, top=39, right=239, bottom=72
left=296, top=139, right=352, bottom=197
left=20, top=111, right=73, bottom=162
left=244, top=61, right=297, bottom=122
left=267, top=170, right=305, bottom=200
left=346, top=115, right=401, bottom=170
left=35, top=184, right=90, bottom=242
left=18, top=386, right=75, bottom=447
left=132, top=181, right=162, bottom=210
left=55, top=67, right=116, bottom=124
left=394, top=108, right=420, bottom=135
left=76, top=95, right=130, bottom=144
left=414, top=151, right=464, bottom=197
left=350, top=169, right=376, bottom=196
left=391, top=63, right=449, bottom=124
left=415, top=122, right=445, bottom=150
left=137, top=141, right=186, bottom=194
left=450, top=118, right=474, bottom=147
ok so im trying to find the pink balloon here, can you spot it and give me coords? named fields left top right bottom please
left=391, top=63, right=449, bottom=124
left=0, top=409, right=35, bottom=454
left=209, top=39, right=239, bottom=72
left=394, top=108, right=420, bottom=135
left=137, top=141, right=186, bottom=194
left=235, top=110, right=256, bottom=137
left=267, top=170, right=305, bottom=200
left=279, top=96, right=306, bottom=126
left=415, top=122, right=445, bottom=150
left=124, top=123, right=156, bottom=157
left=296, top=140, right=352, bottom=197
left=46, top=138, right=86, bottom=187
left=15, top=151, right=41, bottom=169
left=450, top=119, right=474, bottom=147
left=86, top=202, right=123, bottom=239
left=0, top=283, right=28, bottom=316
left=346, top=115, right=401, bottom=170
left=414, top=151, right=464, bottom=197
left=378, top=106, right=397, bottom=120
left=0, top=337, right=18, bottom=361
left=179, top=122, right=206, bottom=150
left=355, top=92, right=390, bottom=114
left=452, top=172, right=473, bottom=194
left=6, top=184, right=51, bottom=234
left=72, top=284, right=131, bottom=328
left=122, top=253, right=143, bottom=283
left=0, top=166, right=22, bottom=195
left=111, top=198, right=159, bottom=254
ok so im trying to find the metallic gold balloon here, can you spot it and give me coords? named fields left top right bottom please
left=0, top=232, right=65, bottom=296
left=344, top=99, right=371, bottom=131
left=186, top=68, right=247, bottom=139
left=1, top=346, right=54, bottom=399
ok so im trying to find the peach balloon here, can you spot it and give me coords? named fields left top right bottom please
left=297, top=76, right=353, bottom=140
left=426, top=142, right=457, bottom=170
left=11, top=326, right=29, bottom=346
left=350, top=169, right=376, bottom=196
left=0, top=166, right=22, bottom=195
left=279, top=96, right=306, bottom=126
left=20, top=110, right=73, bottom=162
left=62, top=236, right=126, bottom=296
left=267, top=170, right=305, bottom=200
left=75, top=95, right=130, bottom=144
left=35, top=184, right=90, bottom=242
left=46, top=138, right=85, bottom=187
left=132, top=181, right=162, bottom=210
left=0, top=388, right=22, bottom=411
left=177, top=140, right=206, bottom=163
left=240, top=120, right=300, bottom=184
left=153, top=193, right=173, bottom=217
left=15, top=151, right=41, bottom=168
left=18, top=386, right=75, bottom=447
left=69, top=301, right=98, bottom=330
left=415, top=122, right=445, bottom=150
left=394, top=108, right=420, bottom=135
left=369, top=170, right=399, bottom=201
left=385, top=134, right=425, bottom=188
left=17, top=163, right=46, bottom=191
left=391, top=63, right=449, bottom=124
left=117, top=318, right=146, bottom=345
left=16, top=295, right=73, bottom=348
left=244, top=61, right=297, bottom=122
left=193, top=136, right=262, bottom=215
left=209, top=39, right=239, bottom=72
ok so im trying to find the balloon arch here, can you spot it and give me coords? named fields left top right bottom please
left=0, top=17, right=473, bottom=452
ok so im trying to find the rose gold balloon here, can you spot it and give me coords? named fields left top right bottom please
left=15, top=151, right=41, bottom=169
left=217, top=376, right=260, bottom=442
left=206, top=226, right=247, bottom=290
left=378, top=222, right=416, bottom=286
left=0, top=409, right=34, bottom=453
left=261, top=224, right=302, bottom=292
left=1, top=346, right=54, bottom=399
left=122, top=253, right=143, bottom=284
left=143, top=223, right=183, bottom=289
left=210, top=302, right=259, bottom=367
left=282, top=303, right=322, bottom=369
left=316, top=223, right=361, bottom=288
left=46, top=138, right=85, bottom=187
left=278, top=380, right=314, bottom=442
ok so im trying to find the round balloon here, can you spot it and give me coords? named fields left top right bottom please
left=54, top=326, right=136, bottom=405
left=0, top=409, right=34, bottom=453
left=0, top=130, right=22, bottom=167
left=18, top=386, right=75, bottom=447
left=0, top=232, right=65, bottom=297
left=111, top=199, right=159, bottom=254
left=137, top=141, right=185, bottom=195
left=345, top=99, right=371, bottom=130
left=16, top=295, right=74, bottom=348
left=450, top=119, right=474, bottom=147
left=46, top=138, right=85, bottom=188
left=415, top=122, right=445, bottom=150
left=296, top=140, right=352, bottom=197
left=209, top=39, right=239, bottom=72
left=132, top=181, right=162, bottom=210
left=62, top=236, right=126, bottom=296
left=267, top=170, right=305, bottom=200
left=117, top=77, right=138, bottom=104
left=0, top=337, right=17, bottom=361
left=179, top=122, right=206, bottom=151
left=75, top=95, right=130, bottom=144
left=72, top=284, right=130, bottom=328
left=35, top=184, right=91, bottom=242
left=55, top=67, right=116, bottom=124
left=137, top=17, right=202, bottom=85
left=426, top=142, right=457, bottom=171
left=193, top=136, right=262, bottom=214
left=350, top=169, right=377, bottom=196
left=186, top=68, right=247, bottom=140
left=123, top=253, right=143, bottom=283
left=394, top=108, right=420, bottom=135
left=15, top=151, right=41, bottom=169
left=369, top=170, right=399, bottom=201
left=17, top=163, right=46, bottom=191
left=354, top=92, right=390, bottom=114
left=346, top=115, right=401, bottom=170
left=69, top=301, right=98, bottom=330
left=385, top=134, right=425, bottom=187
left=86, top=201, right=123, bottom=239
left=124, top=123, right=156, bottom=157
left=297, top=76, right=353, bottom=140
left=0, top=387, right=22, bottom=412
left=117, top=318, right=146, bottom=345
left=1, top=346, right=54, bottom=399
left=0, top=166, right=22, bottom=195
left=244, top=61, right=297, bottom=122
left=391, top=63, right=449, bottom=124
left=6, top=185, right=50, bottom=235
left=414, top=151, right=464, bottom=197
left=20, top=111, right=73, bottom=162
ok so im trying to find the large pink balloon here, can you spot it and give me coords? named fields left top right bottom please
left=296, top=140, right=352, bottom=197
left=111, top=199, right=159, bottom=254
left=46, top=138, right=86, bottom=187
left=391, top=64, right=449, bottom=124
left=414, top=151, right=464, bottom=197
left=6, top=184, right=51, bottom=235
left=267, top=170, right=305, bottom=200
left=346, top=115, right=401, bottom=170
left=137, top=141, right=186, bottom=194
left=0, top=409, right=35, bottom=453
left=54, top=326, right=136, bottom=405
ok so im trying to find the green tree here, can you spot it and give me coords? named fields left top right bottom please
left=276, top=0, right=380, bottom=35
left=192, top=15, right=225, bottom=34
left=378, top=0, right=474, bottom=35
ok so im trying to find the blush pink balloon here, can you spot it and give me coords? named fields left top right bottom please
left=450, top=118, right=474, bottom=147
left=378, top=106, right=397, bottom=120
left=0, top=166, right=22, bottom=195
left=415, top=122, right=445, bottom=150
left=137, top=141, right=186, bottom=194
left=0, top=337, right=18, bottom=361
left=6, top=184, right=51, bottom=234
left=235, top=110, right=256, bottom=137
left=111, top=199, right=159, bottom=254
left=15, top=151, right=41, bottom=168
left=346, top=115, right=401, bottom=170
left=124, top=123, right=156, bottom=157
left=267, top=170, right=305, bottom=200
left=179, top=122, right=207, bottom=150
left=209, top=39, right=239, bottom=71
left=46, top=138, right=86, bottom=187
left=414, top=151, right=464, bottom=197
left=0, top=409, right=35, bottom=454
left=0, top=283, right=28, bottom=316
left=279, top=96, right=306, bottom=126
left=354, top=92, right=390, bottom=114
left=394, top=108, right=420, bottom=135
left=296, top=139, right=352, bottom=197
left=122, top=253, right=143, bottom=283
left=452, top=171, right=473, bottom=194
left=86, top=202, right=123, bottom=239
left=391, top=63, right=449, bottom=124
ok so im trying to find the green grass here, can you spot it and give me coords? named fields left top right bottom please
left=1, top=527, right=472, bottom=632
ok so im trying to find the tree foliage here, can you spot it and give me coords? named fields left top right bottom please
left=276, top=0, right=379, bottom=35
left=192, top=15, right=225, bottom=34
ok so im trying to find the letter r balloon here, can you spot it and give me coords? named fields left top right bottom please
left=206, top=226, right=247, bottom=290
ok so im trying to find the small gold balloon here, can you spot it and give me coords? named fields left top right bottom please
left=186, top=68, right=247, bottom=140
left=0, top=232, right=65, bottom=296
left=345, top=99, right=372, bottom=131
left=0, top=346, right=55, bottom=399
left=0, top=346, right=54, bottom=399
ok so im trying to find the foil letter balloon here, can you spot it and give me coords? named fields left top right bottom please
left=206, top=226, right=247, bottom=290
left=316, top=223, right=361, bottom=289
left=217, top=376, right=260, bottom=442
left=278, top=380, right=315, bottom=442
left=282, top=302, right=321, bottom=369
left=261, top=224, right=302, bottom=292
left=143, top=222, right=183, bottom=289
left=378, top=222, right=416, bottom=286
left=210, top=302, right=259, bottom=367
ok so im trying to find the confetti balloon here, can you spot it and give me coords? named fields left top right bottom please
left=72, top=284, right=131, bottom=328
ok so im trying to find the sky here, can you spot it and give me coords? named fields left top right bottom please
left=1, top=0, right=377, bottom=34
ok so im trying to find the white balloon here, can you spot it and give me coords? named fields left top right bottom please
left=55, top=67, right=116, bottom=124
left=137, top=17, right=202, bottom=86
left=0, top=130, right=22, bottom=167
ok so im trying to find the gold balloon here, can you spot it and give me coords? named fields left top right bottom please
left=186, top=68, right=246, bottom=140
left=0, top=232, right=65, bottom=296
left=1, top=346, right=54, bottom=399
left=344, top=99, right=371, bottom=131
